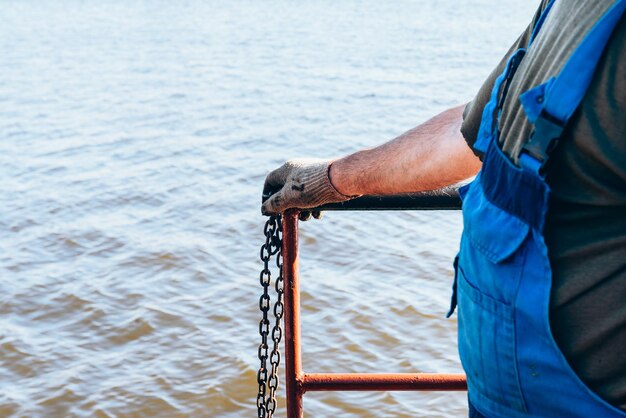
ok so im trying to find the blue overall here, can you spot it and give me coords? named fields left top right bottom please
left=448, top=1, right=626, bottom=417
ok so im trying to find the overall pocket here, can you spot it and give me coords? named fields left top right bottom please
left=457, top=266, right=527, bottom=413
left=460, top=179, right=529, bottom=304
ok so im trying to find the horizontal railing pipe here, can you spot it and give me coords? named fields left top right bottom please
left=314, top=190, right=461, bottom=211
left=302, top=373, right=467, bottom=392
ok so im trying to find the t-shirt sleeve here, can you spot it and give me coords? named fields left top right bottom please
left=460, top=1, right=550, bottom=158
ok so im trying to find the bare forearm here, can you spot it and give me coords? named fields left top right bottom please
left=329, top=104, right=482, bottom=196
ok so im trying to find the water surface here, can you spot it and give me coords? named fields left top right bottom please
left=1, top=1, right=537, bottom=416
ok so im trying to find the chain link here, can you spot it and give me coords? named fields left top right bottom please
left=257, top=215, right=283, bottom=418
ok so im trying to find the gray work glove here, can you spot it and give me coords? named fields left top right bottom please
left=261, top=159, right=356, bottom=219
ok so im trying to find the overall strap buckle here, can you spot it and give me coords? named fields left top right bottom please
left=520, top=110, right=566, bottom=172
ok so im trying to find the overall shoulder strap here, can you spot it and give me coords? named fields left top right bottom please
left=519, top=0, right=626, bottom=173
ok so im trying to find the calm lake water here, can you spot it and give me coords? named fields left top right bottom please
left=1, top=1, right=537, bottom=416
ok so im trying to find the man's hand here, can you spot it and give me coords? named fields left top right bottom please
left=261, top=158, right=356, bottom=216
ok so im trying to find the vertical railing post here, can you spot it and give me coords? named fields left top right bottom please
left=282, top=210, right=303, bottom=418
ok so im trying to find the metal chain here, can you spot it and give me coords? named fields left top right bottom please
left=257, top=215, right=283, bottom=418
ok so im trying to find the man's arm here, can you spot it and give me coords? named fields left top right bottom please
left=329, top=104, right=481, bottom=197
left=262, top=104, right=481, bottom=215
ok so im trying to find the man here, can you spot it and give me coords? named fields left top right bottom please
left=262, top=1, right=626, bottom=416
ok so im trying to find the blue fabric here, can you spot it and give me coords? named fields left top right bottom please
left=469, top=400, right=488, bottom=418
left=529, top=0, right=557, bottom=46
left=474, top=49, right=525, bottom=154
left=519, top=80, right=553, bottom=124
left=480, top=143, right=549, bottom=232
left=453, top=1, right=626, bottom=417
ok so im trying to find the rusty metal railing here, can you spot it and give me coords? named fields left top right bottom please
left=281, top=191, right=467, bottom=418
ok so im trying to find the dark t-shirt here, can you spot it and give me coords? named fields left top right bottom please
left=461, top=0, right=626, bottom=410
